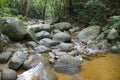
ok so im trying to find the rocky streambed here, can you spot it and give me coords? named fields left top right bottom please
left=0, top=17, right=120, bottom=80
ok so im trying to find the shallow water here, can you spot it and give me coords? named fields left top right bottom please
left=0, top=53, right=120, bottom=80
left=50, top=53, right=120, bottom=80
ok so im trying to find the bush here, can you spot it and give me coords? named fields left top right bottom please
left=102, top=15, right=120, bottom=31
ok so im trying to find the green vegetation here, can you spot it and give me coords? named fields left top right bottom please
left=0, top=0, right=120, bottom=31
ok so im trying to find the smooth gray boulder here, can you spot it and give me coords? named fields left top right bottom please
left=34, top=45, right=51, bottom=53
left=53, top=22, right=72, bottom=30
left=58, top=43, right=73, bottom=51
left=54, top=55, right=82, bottom=74
left=26, top=41, right=37, bottom=48
left=38, top=38, right=58, bottom=47
left=53, top=32, right=71, bottom=42
left=9, top=51, right=28, bottom=70
left=35, top=31, right=51, bottom=40
left=2, top=69, right=17, bottom=80
left=107, top=28, right=119, bottom=40
left=77, top=26, right=100, bottom=42
left=0, top=52, right=12, bottom=63
left=1, top=17, right=27, bottom=41
left=23, top=54, right=44, bottom=69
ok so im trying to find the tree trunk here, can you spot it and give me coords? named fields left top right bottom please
left=23, top=0, right=29, bottom=19
left=42, top=0, right=47, bottom=20
left=68, top=0, right=73, bottom=16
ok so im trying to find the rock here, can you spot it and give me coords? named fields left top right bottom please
left=0, top=52, right=12, bottom=63
left=97, top=39, right=111, bottom=51
left=0, top=33, right=10, bottom=52
left=69, top=27, right=80, bottom=33
left=34, top=45, right=51, bottom=53
left=26, top=28, right=37, bottom=41
left=26, top=41, right=37, bottom=48
left=23, top=54, right=44, bottom=69
left=0, top=71, right=1, bottom=80
left=39, top=71, right=58, bottom=80
left=107, top=28, right=119, bottom=40
left=77, top=26, right=100, bottom=42
left=58, top=43, right=73, bottom=51
left=52, top=49, right=67, bottom=56
left=27, top=24, right=51, bottom=32
left=53, top=22, right=72, bottom=30
left=9, top=51, right=28, bottom=70
left=68, top=50, right=79, bottom=56
left=1, top=17, right=27, bottom=41
left=54, top=55, right=82, bottom=74
left=95, top=32, right=106, bottom=41
left=52, top=29, right=62, bottom=34
left=38, top=38, right=58, bottom=47
left=53, top=32, right=71, bottom=42
left=17, top=62, right=44, bottom=80
left=2, top=69, right=17, bottom=80
left=35, top=31, right=51, bottom=40
left=111, top=42, right=120, bottom=53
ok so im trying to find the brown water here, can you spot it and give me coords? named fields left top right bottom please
left=0, top=53, right=120, bottom=80
left=50, top=53, right=120, bottom=80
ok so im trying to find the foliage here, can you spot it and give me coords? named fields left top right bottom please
left=102, top=15, right=120, bottom=31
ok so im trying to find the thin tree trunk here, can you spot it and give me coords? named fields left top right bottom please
left=68, top=0, right=73, bottom=16
left=23, top=0, right=29, bottom=19
left=42, top=0, right=47, bottom=20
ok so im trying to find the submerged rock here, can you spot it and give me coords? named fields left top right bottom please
left=54, top=55, right=82, bottom=74
left=2, top=69, right=17, bottom=80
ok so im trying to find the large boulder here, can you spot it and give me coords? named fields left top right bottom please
left=0, top=52, right=12, bottom=63
left=53, top=22, right=72, bottom=30
left=9, top=51, right=28, bottom=70
left=1, top=69, right=17, bottom=80
left=77, top=26, right=100, bottom=42
left=53, top=32, right=71, bottom=42
left=54, top=55, right=82, bottom=74
left=1, top=17, right=27, bottom=41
